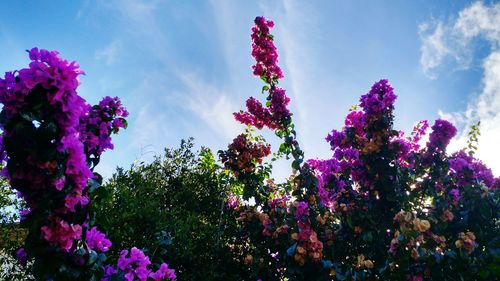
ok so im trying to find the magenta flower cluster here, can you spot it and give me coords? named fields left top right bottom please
left=234, top=17, right=291, bottom=131
left=0, top=48, right=175, bottom=280
left=80, top=96, right=129, bottom=158
left=359, top=79, right=396, bottom=116
left=427, top=119, right=457, bottom=152
left=251, top=16, right=283, bottom=82
left=448, top=150, right=495, bottom=188
left=234, top=97, right=276, bottom=129
left=234, top=87, right=291, bottom=130
left=86, top=226, right=112, bottom=253
left=224, top=17, right=499, bottom=280
left=0, top=48, right=93, bottom=249
left=102, top=247, right=176, bottom=281
left=40, top=217, right=83, bottom=251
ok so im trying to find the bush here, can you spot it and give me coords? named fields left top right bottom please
left=220, top=16, right=500, bottom=281
left=93, top=139, right=245, bottom=281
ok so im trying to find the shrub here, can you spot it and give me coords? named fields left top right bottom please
left=221, top=16, right=500, bottom=281
left=93, top=139, right=245, bottom=281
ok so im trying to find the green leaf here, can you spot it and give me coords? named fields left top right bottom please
left=361, top=231, right=373, bottom=242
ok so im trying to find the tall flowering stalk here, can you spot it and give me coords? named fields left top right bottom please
left=221, top=16, right=334, bottom=280
left=222, top=17, right=500, bottom=281
left=0, top=48, right=175, bottom=280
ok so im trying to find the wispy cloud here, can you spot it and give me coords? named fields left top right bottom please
left=95, top=40, right=121, bottom=65
left=420, top=2, right=500, bottom=175
left=129, top=74, right=176, bottom=152
left=419, top=22, right=451, bottom=78
left=258, top=0, right=335, bottom=160
left=99, top=0, right=171, bottom=66
left=178, top=72, right=242, bottom=140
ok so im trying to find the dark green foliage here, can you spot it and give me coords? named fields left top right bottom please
left=92, top=139, right=244, bottom=281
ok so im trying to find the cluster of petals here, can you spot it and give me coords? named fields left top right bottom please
left=294, top=201, right=309, bottom=220
left=235, top=86, right=291, bottom=130
left=0, top=48, right=178, bottom=281
left=86, top=226, right=112, bottom=252
left=226, top=193, right=240, bottom=208
left=291, top=223, right=324, bottom=265
left=234, top=97, right=276, bottom=129
left=455, top=231, right=477, bottom=254
left=103, top=247, right=176, bottom=281
left=269, top=87, right=291, bottom=123
left=448, top=150, right=495, bottom=187
left=0, top=48, right=94, bottom=248
left=427, top=119, right=457, bottom=152
left=40, top=217, right=82, bottom=251
left=220, top=134, right=271, bottom=175
left=344, top=110, right=364, bottom=136
left=251, top=16, right=283, bottom=82
left=359, top=79, right=396, bottom=116
left=80, top=96, right=129, bottom=157
left=0, top=48, right=84, bottom=117
left=235, top=17, right=291, bottom=131
left=308, top=145, right=363, bottom=209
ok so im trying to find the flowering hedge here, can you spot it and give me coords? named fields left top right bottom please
left=221, top=17, right=500, bottom=281
left=0, top=16, right=498, bottom=281
left=0, top=48, right=175, bottom=280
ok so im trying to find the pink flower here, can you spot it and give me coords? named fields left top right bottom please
left=149, top=263, right=177, bottom=281
left=117, top=247, right=153, bottom=281
left=52, top=177, right=66, bottom=191
left=40, top=218, right=82, bottom=251
left=86, top=227, right=112, bottom=252
left=408, top=274, right=423, bottom=281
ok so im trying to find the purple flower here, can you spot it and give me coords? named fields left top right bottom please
left=344, top=110, right=364, bottom=135
left=53, top=177, right=66, bottom=191
left=269, top=87, right=291, bottom=123
left=15, top=247, right=28, bottom=267
left=449, top=188, right=461, bottom=205
left=86, top=227, right=112, bottom=252
left=427, top=119, right=457, bottom=151
left=326, top=130, right=346, bottom=149
left=359, top=79, right=396, bottom=115
left=295, top=202, right=309, bottom=220
left=449, top=150, right=495, bottom=187
left=101, top=265, right=118, bottom=281
left=117, top=247, right=153, bottom=281
left=226, top=194, right=239, bottom=209
left=149, top=263, right=177, bottom=281
left=79, top=96, right=128, bottom=157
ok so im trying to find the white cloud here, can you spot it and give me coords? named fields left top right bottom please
left=126, top=72, right=181, bottom=156
left=179, top=73, right=242, bottom=140
left=95, top=40, right=121, bottom=65
left=421, top=2, right=500, bottom=176
left=419, top=22, right=451, bottom=78
left=453, top=2, right=500, bottom=45
left=98, top=0, right=171, bottom=66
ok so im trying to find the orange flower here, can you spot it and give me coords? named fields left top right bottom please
left=412, top=218, right=430, bottom=232
left=296, top=246, right=307, bottom=255
left=244, top=254, right=253, bottom=264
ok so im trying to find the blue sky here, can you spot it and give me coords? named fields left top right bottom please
left=1, top=0, right=499, bottom=178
